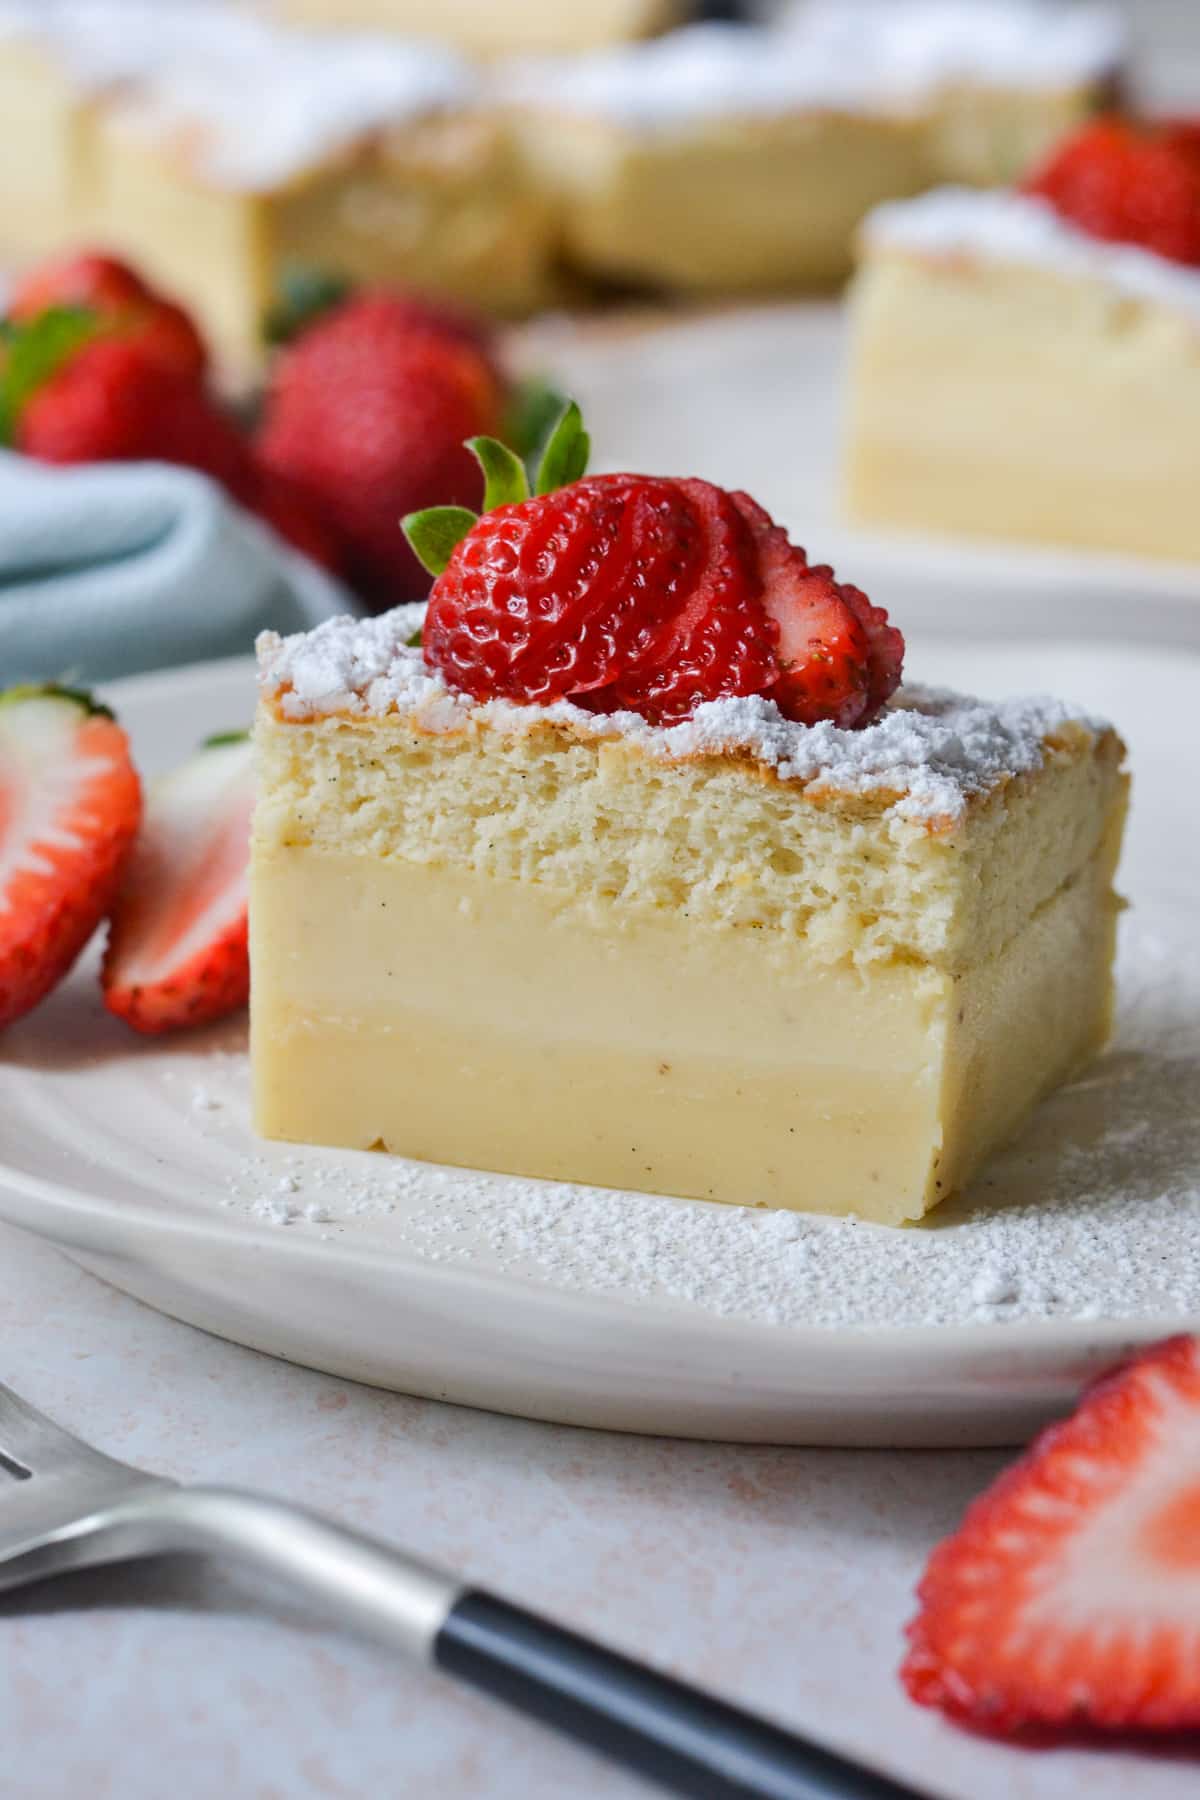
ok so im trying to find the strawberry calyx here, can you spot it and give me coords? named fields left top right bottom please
left=263, top=264, right=353, bottom=347
left=403, top=398, right=589, bottom=578
left=0, top=307, right=102, bottom=445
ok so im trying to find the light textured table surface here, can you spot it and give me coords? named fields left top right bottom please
left=3, top=1222, right=1197, bottom=1800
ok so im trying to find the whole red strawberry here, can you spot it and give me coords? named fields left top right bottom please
left=1024, top=117, right=1200, bottom=266
left=249, top=465, right=343, bottom=574
left=257, top=291, right=505, bottom=608
left=10, top=249, right=208, bottom=379
left=407, top=404, right=903, bottom=729
left=14, top=332, right=253, bottom=500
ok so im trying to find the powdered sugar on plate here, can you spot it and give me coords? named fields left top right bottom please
left=864, top=187, right=1200, bottom=327
left=187, top=906, right=1200, bottom=1333
left=257, top=605, right=1112, bottom=827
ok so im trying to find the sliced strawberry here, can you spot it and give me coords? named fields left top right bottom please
left=415, top=405, right=905, bottom=731
left=102, top=734, right=254, bottom=1035
left=904, top=1335, right=1200, bottom=1736
left=0, top=685, right=141, bottom=1028
left=731, top=490, right=903, bottom=727
left=585, top=478, right=776, bottom=724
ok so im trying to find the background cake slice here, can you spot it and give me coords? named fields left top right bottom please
left=86, top=29, right=551, bottom=370
left=269, top=0, right=682, bottom=56
left=843, top=181, right=1200, bottom=562
left=499, top=4, right=1123, bottom=296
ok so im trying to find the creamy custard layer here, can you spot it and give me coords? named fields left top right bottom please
left=251, top=840, right=1119, bottom=1223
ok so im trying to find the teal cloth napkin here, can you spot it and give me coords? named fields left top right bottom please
left=0, top=451, right=351, bottom=685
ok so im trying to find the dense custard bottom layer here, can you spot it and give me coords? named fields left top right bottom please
left=250, top=842, right=1119, bottom=1224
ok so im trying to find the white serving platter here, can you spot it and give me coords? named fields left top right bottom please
left=0, top=638, right=1196, bottom=1447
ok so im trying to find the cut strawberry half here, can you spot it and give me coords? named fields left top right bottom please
left=102, top=733, right=254, bottom=1035
left=904, top=1335, right=1200, bottom=1736
left=0, top=685, right=141, bottom=1028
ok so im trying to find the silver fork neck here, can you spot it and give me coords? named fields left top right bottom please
left=81, top=1486, right=462, bottom=1661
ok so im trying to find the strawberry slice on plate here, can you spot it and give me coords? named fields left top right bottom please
left=0, top=685, right=141, bottom=1028
left=102, top=733, right=254, bottom=1035
left=904, top=1334, right=1200, bottom=1735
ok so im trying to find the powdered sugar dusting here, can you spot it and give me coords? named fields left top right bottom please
left=498, top=4, right=1122, bottom=129
left=42, top=3, right=474, bottom=188
left=864, top=187, right=1200, bottom=326
left=187, top=910, right=1200, bottom=1332
left=786, top=1, right=1124, bottom=93
left=256, top=606, right=1111, bottom=827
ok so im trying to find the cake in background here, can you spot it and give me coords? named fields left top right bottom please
left=842, top=117, right=1200, bottom=563
left=0, top=2, right=84, bottom=258
left=268, top=0, right=683, bottom=56
left=0, top=3, right=553, bottom=369
left=499, top=3, right=1124, bottom=294
left=785, top=0, right=1125, bottom=183
left=0, top=0, right=1130, bottom=363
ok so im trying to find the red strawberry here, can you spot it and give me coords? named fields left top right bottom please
left=10, top=250, right=208, bottom=379
left=1024, top=117, right=1200, bottom=266
left=248, top=464, right=343, bottom=574
left=257, top=292, right=505, bottom=608
left=102, top=734, right=254, bottom=1035
left=904, top=1335, right=1200, bottom=1736
left=413, top=406, right=904, bottom=729
left=266, top=270, right=496, bottom=365
left=15, top=335, right=253, bottom=501
left=0, top=685, right=141, bottom=1029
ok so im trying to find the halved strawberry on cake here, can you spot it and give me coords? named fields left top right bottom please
left=251, top=406, right=1127, bottom=1223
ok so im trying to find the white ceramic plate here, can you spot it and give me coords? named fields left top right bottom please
left=0, top=642, right=1197, bottom=1448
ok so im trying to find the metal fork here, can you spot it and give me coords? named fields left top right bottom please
left=0, top=1379, right=928, bottom=1800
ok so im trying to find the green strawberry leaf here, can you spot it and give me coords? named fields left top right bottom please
left=467, top=435, right=530, bottom=513
left=504, top=375, right=570, bottom=472
left=263, top=265, right=351, bottom=346
left=534, top=399, right=590, bottom=497
left=402, top=505, right=479, bottom=578
left=203, top=729, right=251, bottom=748
left=0, top=307, right=100, bottom=446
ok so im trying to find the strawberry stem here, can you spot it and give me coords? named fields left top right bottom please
left=534, top=400, right=590, bottom=497
left=402, top=397, right=590, bottom=580
left=468, top=435, right=530, bottom=512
